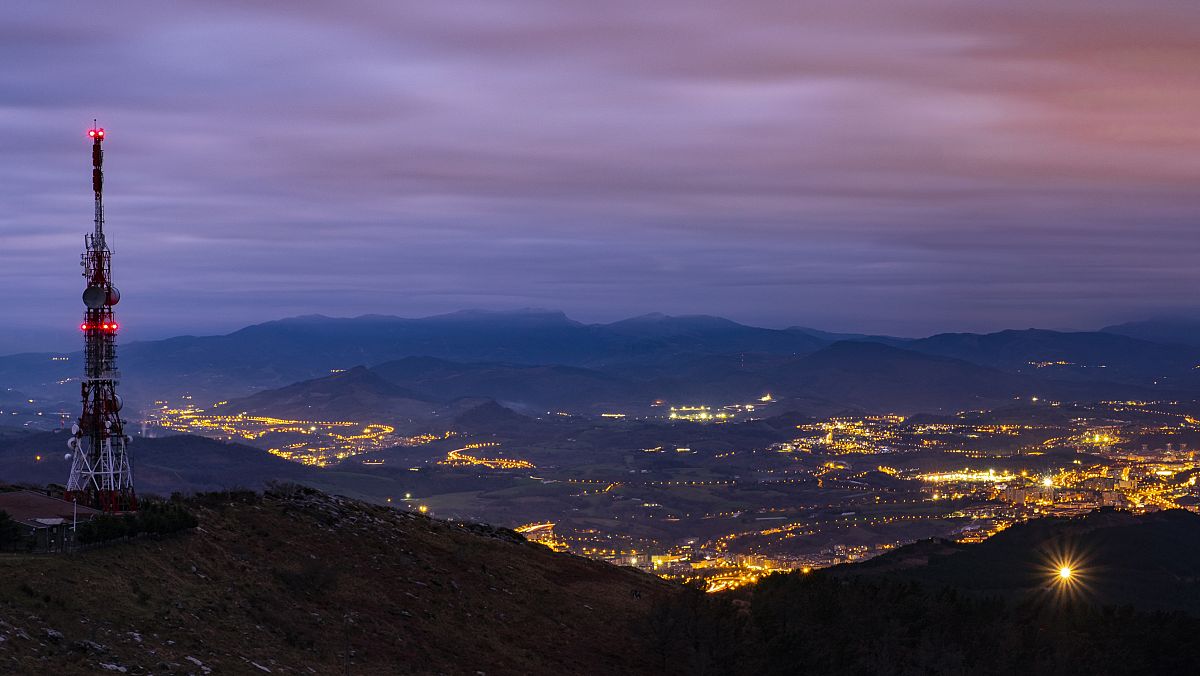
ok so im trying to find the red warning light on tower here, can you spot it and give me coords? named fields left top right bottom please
left=68, top=123, right=136, bottom=513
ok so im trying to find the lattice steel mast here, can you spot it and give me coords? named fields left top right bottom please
left=66, top=125, right=136, bottom=512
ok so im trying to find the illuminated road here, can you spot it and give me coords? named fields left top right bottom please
left=441, top=444, right=535, bottom=470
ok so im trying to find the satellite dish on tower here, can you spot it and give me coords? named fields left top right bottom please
left=83, top=286, right=107, bottom=309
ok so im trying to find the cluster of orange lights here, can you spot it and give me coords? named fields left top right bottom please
left=80, top=322, right=119, bottom=332
left=88, top=128, right=105, bottom=139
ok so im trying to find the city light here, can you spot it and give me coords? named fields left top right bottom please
left=139, top=398, right=1200, bottom=594
left=1044, top=549, right=1087, bottom=598
left=155, top=402, right=452, bottom=466
left=440, top=443, right=534, bottom=470
left=920, top=469, right=1016, bottom=483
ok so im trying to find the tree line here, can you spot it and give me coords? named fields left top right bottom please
left=646, top=571, right=1200, bottom=676
left=75, top=499, right=199, bottom=544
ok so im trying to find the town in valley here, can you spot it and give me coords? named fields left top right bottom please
left=79, top=393, right=1200, bottom=591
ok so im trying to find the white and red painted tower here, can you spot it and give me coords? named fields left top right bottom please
left=66, top=125, right=136, bottom=512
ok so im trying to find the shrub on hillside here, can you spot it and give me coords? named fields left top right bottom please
left=264, top=481, right=314, bottom=500
left=647, top=571, right=1200, bottom=675
left=137, top=500, right=200, bottom=534
left=274, top=560, right=339, bottom=597
left=645, top=582, right=750, bottom=675
left=75, top=500, right=199, bottom=545
left=187, top=489, right=261, bottom=508
left=0, top=510, right=24, bottom=549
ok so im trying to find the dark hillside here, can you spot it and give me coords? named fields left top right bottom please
left=371, top=356, right=635, bottom=412
left=647, top=509, right=1200, bottom=675
left=1101, top=317, right=1200, bottom=348
left=0, top=433, right=315, bottom=494
left=452, top=400, right=544, bottom=436
left=0, top=486, right=672, bottom=675
left=3, top=489, right=1199, bottom=675
left=225, top=365, right=437, bottom=422
left=906, top=329, right=1200, bottom=385
left=837, top=508, right=1200, bottom=613
left=778, top=342, right=1035, bottom=412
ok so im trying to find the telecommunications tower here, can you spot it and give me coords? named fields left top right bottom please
left=66, top=125, right=136, bottom=512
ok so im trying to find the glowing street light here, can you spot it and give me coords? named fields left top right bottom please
left=1058, top=566, right=1073, bottom=581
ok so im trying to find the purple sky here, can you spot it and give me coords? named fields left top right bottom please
left=3, top=1, right=1199, bottom=354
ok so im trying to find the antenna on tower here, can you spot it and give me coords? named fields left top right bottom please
left=67, top=124, right=136, bottom=513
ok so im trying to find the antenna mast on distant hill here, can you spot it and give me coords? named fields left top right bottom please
left=66, top=124, right=136, bottom=512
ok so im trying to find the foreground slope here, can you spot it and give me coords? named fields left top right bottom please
left=5, top=493, right=1200, bottom=675
left=837, top=507, right=1200, bottom=613
left=651, top=509, right=1200, bottom=675
left=0, top=486, right=671, bottom=675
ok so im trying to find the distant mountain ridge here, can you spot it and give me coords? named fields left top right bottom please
left=1101, top=316, right=1200, bottom=347
left=221, top=340, right=1168, bottom=419
left=0, top=310, right=830, bottom=409
left=2, top=310, right=1199, bottom=415
left=904, top=328, right=1200, bottom=385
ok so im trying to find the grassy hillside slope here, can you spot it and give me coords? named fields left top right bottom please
left=0, top=486, right=671, bottom=675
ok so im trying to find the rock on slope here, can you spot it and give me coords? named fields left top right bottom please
left=0, top=486, right=673, bottom=675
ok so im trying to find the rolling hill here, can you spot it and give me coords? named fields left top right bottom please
left=221, top=365, right=438, bottom=422
left=370, top=356, right=635, bottom=413
left=905, top=328, right=1200, bottom=385
left=775, top=341, right=1038, bottom=412
left=3, top=486, right=1199, bottom=675
left=0, top=432, right=316, bottom=495
left=1102, top=316, right=1200, bottom=348
left=835, top=507, right=1200, bottom=613
left=0, top=486, right=672, bottom=675
left=0, top=310, right=830, bottom=409
left=207, top=339, right=1169, bottom=422
left=651, top=508, right=1200, bottom=674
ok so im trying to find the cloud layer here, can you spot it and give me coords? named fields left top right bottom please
left=3, top=1, right=1198, bottom=352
